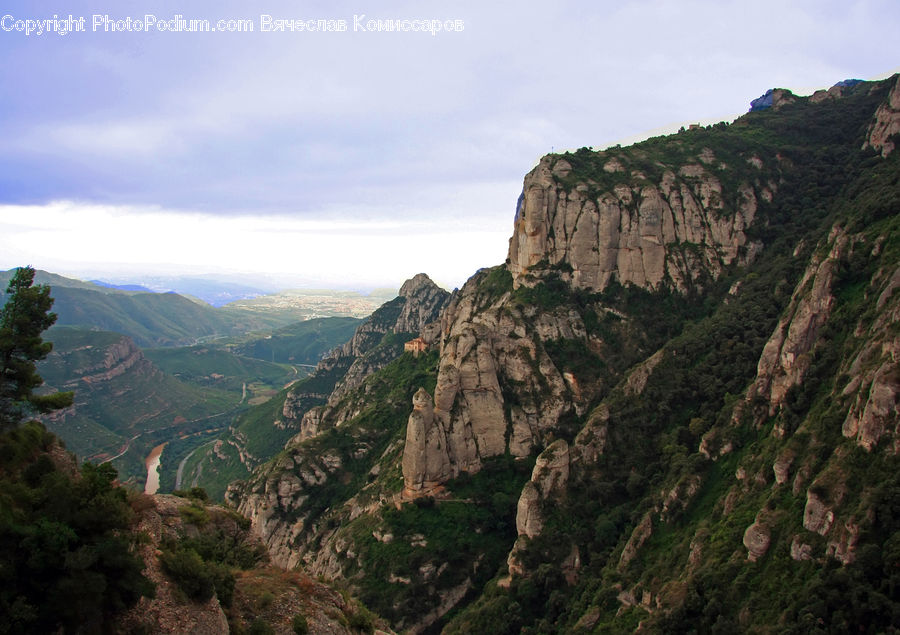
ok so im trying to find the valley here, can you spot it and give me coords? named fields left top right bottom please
left=19, top=279, right=372, bottom=489
left=2, top=73, right=899, bottom=633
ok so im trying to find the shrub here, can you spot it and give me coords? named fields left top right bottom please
left=173, top=486, right=210, bottom=502
left=292, top=614, right=309, bottom=634
left=179, top=503, right=210, bottom=526
left=258, top=590, right=275, bottom=609
left=160, top=547, right=216, bottom=601
left=348, top=605, right=375, bottom=633
left=247, top=618, right=274, bottom=635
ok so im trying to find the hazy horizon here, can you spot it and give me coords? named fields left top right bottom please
left=2, top=1, right=899, bottom=290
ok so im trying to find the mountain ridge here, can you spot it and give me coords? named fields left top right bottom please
left=224, top=73, right=900, bottom=632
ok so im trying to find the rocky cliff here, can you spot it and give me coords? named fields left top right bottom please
left=234, top=74, right=900, bottom=633
left=185, top=274, right=449, bottom=500
left=865, top=73, right=900, bottom=156
left=117, top=493, right=388, bottom=634
left=318, top=272, right=448, bottom=408
left=507, top=149, right=765, bottom=293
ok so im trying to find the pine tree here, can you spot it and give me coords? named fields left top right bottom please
left=0, top=266, right=73, bottom=428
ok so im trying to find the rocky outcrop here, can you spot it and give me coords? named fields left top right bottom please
left=308, top=273, right=449, bottom=417
left=810, top=79, right=863, bottom=104
left=233, top=448, right=346, bottom=569
left=790, top=535, right=813, bottom=561
left=743, top=519, right=771, bottom=562
left=513, top=439, right=570, bottom=540
left=864, top=75, right=900, bottom=157
left=773, top=450, right=795, bottom=485
left=46, top=335, right=156, bottom=390
left=401, top=388, right=451, bottom=496
left=514, top=481, right=543, bottom=540
left=507, top=153, right=764, bottom=293
left=843, top=357, right=900, bottom=451
left=116, top=495, right=231, bottom=634
left=117, top=494, right=378, bottom=634
left=257, top=274, right=450, bottom=464
left=506, top=440, right=571, bottom=578
left=750, top=88, right=798, bottom=111
left=802, top=490, right=835, bottom=536
left=400, top=267, right=594, bottom=492
left=336, top=273, right=448, bottom=360
left=746, top=228, right=847, bottom=420
left=395, top=273, right=450, bottom=334
left=618, top=511, right=654, bottom=572
left=840, top=263, right=900, bottom=452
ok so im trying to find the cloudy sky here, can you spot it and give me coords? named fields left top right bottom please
left=0, top=0, right=897, bottom=291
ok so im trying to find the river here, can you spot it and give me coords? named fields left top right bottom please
left=144, top=442, right=167, bottom=495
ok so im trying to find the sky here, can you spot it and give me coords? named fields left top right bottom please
left=0, top=0, right=898, bottom=292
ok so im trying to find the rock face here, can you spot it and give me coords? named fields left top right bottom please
left=514, top=481, right=543, bottom=540
left=229, top=75, right=900, bottom=633
left=513, top=439, right=570, bottom=539
left=506, top=152, right=764, bottom=293
left=865, top=75, right=900, bottom=156
left=746, top=229, right=845, bottom=419
left=803, top=490, right=835, bottom=536
left=310, top=273, right=449, bottom=413
left=507, top=439, right=571, bottom=576
left=841, top=263, right=900, bottom=452
left=400, top=268, right=591, bottom=493
left=215, top=274, right=451, bottom=486
left=401, top=387, right=451, bottom=496
left=743, top=519, right=771, bottom=561
left=750, top=88, right=798, bottom=111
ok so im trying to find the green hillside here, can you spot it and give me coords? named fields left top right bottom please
left=229, top=316, right=362, bottom=365
left=143, top=345, right=298, bottom=402
left=38, top=327, right=238, bottom=483
left=1, top=270, right=350, bottom=348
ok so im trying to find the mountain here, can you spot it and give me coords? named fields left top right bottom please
left=36, top=317, right=364, bottom=491
left=36, top=327, right=244, bottom=483
left=89, top=280, right=157, bottom=293
left=0, top=422, right=386, bottom=633
left=228, top=316, right=363, bottom=365
left=226, top=75, right=900, bottom=632
left=1, top=269, right=371, bottom=348
left=180, top=274, right=450, bottom=501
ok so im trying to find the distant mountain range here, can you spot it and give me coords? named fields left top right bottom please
left=89, top=281, right=157, bottom=293
left=1, top=269, right=389, bottom=348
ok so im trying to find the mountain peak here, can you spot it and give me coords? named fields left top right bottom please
left=398, top=273, right=442, bottom=298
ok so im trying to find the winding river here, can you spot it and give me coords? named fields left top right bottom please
left=144, top=442, right=167, bottom=495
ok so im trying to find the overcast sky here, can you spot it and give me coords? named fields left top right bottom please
left=0, top=0, right=897, bottom=291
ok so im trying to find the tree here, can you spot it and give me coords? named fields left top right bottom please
left=0, top=266, right=73, bottom=428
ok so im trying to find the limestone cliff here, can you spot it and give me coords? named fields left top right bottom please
left=864, top=74, right=900, bottom=156
left=233, top=75, right=900, bottom=633
left=293, top=272, right=449, bottom=434
left=399, top=269, right=592, bottom=496
left=507, top=149, right=766, bottom=292
left=188, top=275, right=449, bottom=498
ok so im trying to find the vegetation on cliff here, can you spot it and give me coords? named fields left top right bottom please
left=231, top=76, right=900, bottom=633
